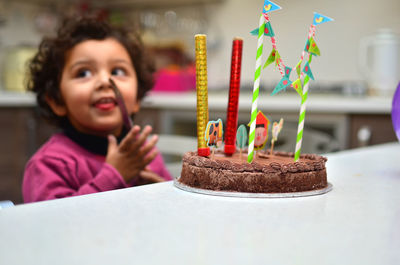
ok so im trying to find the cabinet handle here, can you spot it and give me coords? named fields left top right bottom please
left=357, top=126, right=372, bottom=147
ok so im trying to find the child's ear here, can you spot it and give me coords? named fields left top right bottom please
left=45, top=95, right=67, bottom=117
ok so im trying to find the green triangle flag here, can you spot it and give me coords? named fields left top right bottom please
left=292, top=78, right=303, bottom=96
left=295, top=60, right=302, bottom=77
left=308, top=37, right=321, bottom=56
left=250, top=22, right=275, bottom=37
left=264, top=21, right=275, bottom=37
left=263, top=48, right=277, bottom=69
left=274, top=50, right=281, bottom=66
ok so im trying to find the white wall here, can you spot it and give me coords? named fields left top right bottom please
left=203, top=0, right=400, bottom=89
left=0, top=0, right=399, bottom=91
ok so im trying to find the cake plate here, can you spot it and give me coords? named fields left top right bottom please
left=174, top=178, right=332, bottom=198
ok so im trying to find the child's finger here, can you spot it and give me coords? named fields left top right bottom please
left=139, top=169, right=165, bottom=183
left=130, top=125, right=153, bottom=151
left=107, top=135, right=118, bottom=154
left=139, top=135, right=158, bottom=157
left=119, top=125, right=140, bottom=152
left=142, top=149, right=159, bottom=166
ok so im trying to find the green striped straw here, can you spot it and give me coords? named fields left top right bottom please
left=294, top=74, right=310, bottom=161
left=247, top=14, right=266, bottom=163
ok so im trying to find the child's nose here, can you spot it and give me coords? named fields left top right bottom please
left=96, top=72, right=113, bottom=90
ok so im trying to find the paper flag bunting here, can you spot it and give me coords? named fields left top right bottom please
left=263, top=0, right=282, bottom=14
left=308, top=37, right=320, bottom=56
left=271, top=76, right=292, bottom=95
left=312, top=12, right=334, bottom=26
left=205, top=119, right=223, bottom=147
left=236, top=124, right=248, bottom=149
left=292, top=78, right=303, bottom=96
left=263, top=48, right=280, bottom=69
left=250, top=21, right=275, bottom=37
left=302, top=61, right=315, bottom=80
left=284, top=66, right=292, bottom=78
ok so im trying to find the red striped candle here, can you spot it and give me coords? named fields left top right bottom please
left=224, top=37, right=243, bottom=155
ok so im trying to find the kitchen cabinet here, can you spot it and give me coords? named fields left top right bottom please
left=349, top=114, right=397, bottom=148
left=0, top=107, right=55, bottom=204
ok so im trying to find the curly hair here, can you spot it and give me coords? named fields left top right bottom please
left=28, top=16, right=155, bottom=128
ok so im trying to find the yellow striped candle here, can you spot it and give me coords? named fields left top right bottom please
left=195, top=34, right=210, bottom=157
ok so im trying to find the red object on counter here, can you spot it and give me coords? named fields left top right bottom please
left=197, top=147, right=210, bottom=157
left=224, top=38, right=243, bottom=156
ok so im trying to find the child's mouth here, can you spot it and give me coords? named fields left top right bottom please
left=94, top=97, right=116, bottom=111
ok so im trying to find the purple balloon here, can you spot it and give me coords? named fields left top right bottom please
left=392, top=82, right=400, bottom=141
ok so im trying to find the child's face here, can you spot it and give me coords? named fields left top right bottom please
left=50, top=38, right=139, bottom=137
left=255, top=127, right=267, bottom=147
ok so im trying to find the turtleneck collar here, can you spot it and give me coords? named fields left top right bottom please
left=63, top=121, right=128, bottom=156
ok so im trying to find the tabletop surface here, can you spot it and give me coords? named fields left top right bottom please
left=1, top=143, right=399, bottom=265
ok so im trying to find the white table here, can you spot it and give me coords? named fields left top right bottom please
left=1, top=143, right=399, bottom=265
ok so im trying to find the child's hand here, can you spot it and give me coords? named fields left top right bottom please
left=106, top=125, right=159, bottom=183
left=136, top=167, right=165, bottom=186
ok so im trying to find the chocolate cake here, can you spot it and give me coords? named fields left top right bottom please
left=178, top=150, right=327, bottom=193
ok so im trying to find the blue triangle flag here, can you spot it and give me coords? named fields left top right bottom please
left=312, top=12, right=334, bottom=26
left=271, top=77, right=292, bottom=95
left=304, top=38, right=310, bottom=52
left=263, top=0, right=282, bottom=14
left=302, top=61, right=315, bottom=80
left=284, top=66, right=292, bottom=78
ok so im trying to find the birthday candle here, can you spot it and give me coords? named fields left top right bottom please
left=224, top=37, right=243, bottom=156
left=248, top=14, right=266, bottom=163
left=195, top=34, right=210, bottom=157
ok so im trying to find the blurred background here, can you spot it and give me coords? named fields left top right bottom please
left=0, top=0, right=399, bottom=203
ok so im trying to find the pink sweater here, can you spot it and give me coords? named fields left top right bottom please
left=23, top=133, right=172, bottom=203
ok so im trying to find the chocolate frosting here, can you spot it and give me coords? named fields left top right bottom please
left=179, top=150, right=328, bottom=193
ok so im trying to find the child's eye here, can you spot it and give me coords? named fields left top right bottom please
left=111, top=68, right=126, bottom=76
left=76, top=69, right=92, bottom=78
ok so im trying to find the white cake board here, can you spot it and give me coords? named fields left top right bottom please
left=174, top=178, right=333, bottom=198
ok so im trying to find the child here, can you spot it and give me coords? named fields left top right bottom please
left=23, top=16, right=172, bottom=203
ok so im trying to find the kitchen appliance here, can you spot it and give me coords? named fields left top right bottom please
left=359, top=29, right=400, bottom=96
left=2, top=45, right=36, bottom=92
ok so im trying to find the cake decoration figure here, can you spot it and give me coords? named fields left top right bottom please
left=270, top=118, right=284, bottom=155
left=249, top=110, right=269, bottom=151
left=205, top=119, right=224, bottom=148
left=236, top=124, right=248, bottom=160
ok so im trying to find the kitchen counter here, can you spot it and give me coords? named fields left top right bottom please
left=0, top=90, right=392, bottom=114
left=142, top=91, right=392, bottom=114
